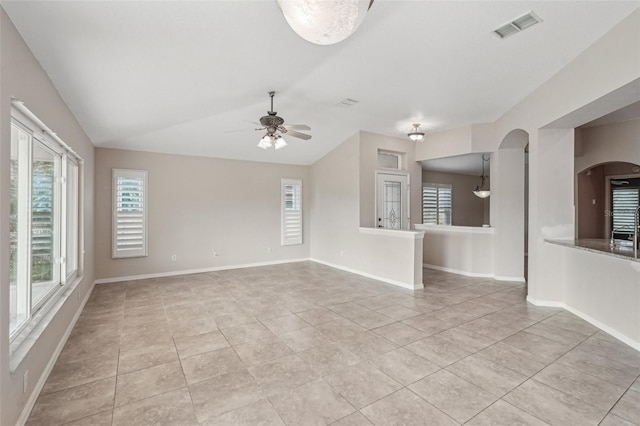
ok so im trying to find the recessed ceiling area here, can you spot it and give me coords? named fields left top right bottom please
left=421, top=153, right=489, bottom=176
left=2, top=1, right=637, bottom=165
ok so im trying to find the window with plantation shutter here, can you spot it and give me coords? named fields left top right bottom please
left=612, top=186, right=639, bottom=234
left=112, top=169, right=148, bottom=258
left=423, top=183, right=452, bottom=225
left=282, top=179, right=302, bottom=246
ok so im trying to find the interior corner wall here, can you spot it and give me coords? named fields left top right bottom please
left=0, top=8, right=96, bottom=425
left=528, top=129, right=575, bottom=303
left=309, top=133, right=361, bottom=265
left=492, top=148, right=525, bottom=281
left=421, top=170, right=489, bottom=227
left=94, top=148, right=310, bottom=281
left=358, top=131, right=422, bottom=228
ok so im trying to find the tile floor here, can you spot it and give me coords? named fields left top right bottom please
left=27, top=262, right=640, bottom=425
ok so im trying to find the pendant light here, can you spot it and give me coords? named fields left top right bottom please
left=473, top=154, right=491, bottom=198
left=407, top=123, right=425, bottom=142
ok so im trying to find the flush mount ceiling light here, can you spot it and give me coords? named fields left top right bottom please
left=277, top=0, right=374, bottom=45
left=407, top=123, right=425, bottom=142
left=473, top=154, right=491, bottom=198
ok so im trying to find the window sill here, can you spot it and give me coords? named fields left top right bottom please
left=9, top=275, right=85, bottom=372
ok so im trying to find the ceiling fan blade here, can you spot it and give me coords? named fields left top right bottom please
left=285, top=129, right=312, bottom=140
left=284, top=124, right=311, bottom=131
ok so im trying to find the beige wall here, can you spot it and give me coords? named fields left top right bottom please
left=575, top=119, right=640, bottom=173
left=421, top=170, right=490, bottom=227
left=309, top=133, right=361, bottom=265
left=310, top=132, right=424, bottom=288
left=1, top=8, right=96, bottom=425
left=358, top=131, right=422, bottom=229
left=95, top=148, right=310, bottom=280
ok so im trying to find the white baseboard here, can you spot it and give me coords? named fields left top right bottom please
left=423, top=263, right=494, bottom=278
left=95, top=258, right=311, bottom=284
left=16, top=281, right=95, bottom=426
left=494, top=275, right=526, bottom=283
left=311, top=258, right=423, bottom=290
left=423, top=263, right=525, bottom=283
left=526, top=297, right=640, bottom=351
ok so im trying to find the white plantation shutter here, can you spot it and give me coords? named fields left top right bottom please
left=612, top=187, right=639, bottom=231
left=423, top=183, right=452, bottom=225
left=112, top=169, right=148, bottom=258
left=282, top=179, right=302, bottom=246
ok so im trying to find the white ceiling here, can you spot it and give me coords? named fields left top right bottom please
left=3, top=1, right=638, bottom=165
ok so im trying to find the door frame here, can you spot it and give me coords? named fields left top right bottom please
left=375, top=170, right=411, bottom=230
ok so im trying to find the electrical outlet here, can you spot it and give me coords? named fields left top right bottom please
left=171, top=254, right=177, bottom=261
left=23, top=370, right=28, bottom=393
left=592, top=199, right=597, bottom=205
left=267, top=247, right=272, bottom=254
left=339, top=250, right=344, bottom=257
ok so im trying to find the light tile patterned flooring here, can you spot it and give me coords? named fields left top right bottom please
left=27, top=262, right=640, bottom=425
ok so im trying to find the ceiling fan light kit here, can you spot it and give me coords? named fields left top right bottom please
left=407, top=123, right=425, bottom=142
left=277, top=0, right=373, bottom=45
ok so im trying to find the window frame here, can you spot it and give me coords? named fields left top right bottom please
left=281, top=178, right=303, bottom=246
left=9, top=106, right=84, bottom=342
left=422, top=183, right=453, bottom=226
left=112, top=168, right=149, bottom=259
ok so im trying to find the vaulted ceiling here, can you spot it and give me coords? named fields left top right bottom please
left=3, top=1, right=638, bottom=165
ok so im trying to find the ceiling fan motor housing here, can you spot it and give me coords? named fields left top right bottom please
left=260, top=114, right=285, bottom=133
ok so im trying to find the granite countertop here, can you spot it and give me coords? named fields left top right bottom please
left=546, top=238, right=639, bottom=263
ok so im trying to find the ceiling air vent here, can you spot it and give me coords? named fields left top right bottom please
left=494, top=11, right=542, bottom=39
left=335, top=98, right=359, bottom=108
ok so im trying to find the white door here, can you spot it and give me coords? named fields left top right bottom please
left=376, top=173, right=409, bottom=229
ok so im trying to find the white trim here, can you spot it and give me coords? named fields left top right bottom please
left=359, top=227, right=424, bottom=239
left=15, top=280, right=95, bottom=426
left=494, top=275, right=526, bottom=283
left=423, top=263, right=493, bottom=278
left=526, top=297, right=640, bottom=351
left=423, top=263, right=525, bottom=283
left=311, top=258, right=423, bottom=290
left=415, top=223, right=494, bottom=234
left=95, top=258, right=310, bottom=284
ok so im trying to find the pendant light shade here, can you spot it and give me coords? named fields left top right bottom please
left=277, top=0, right=372, bottom=45
left=473, top=154, right=491, bottom=198
left=408, top=123, right=425, bottom=142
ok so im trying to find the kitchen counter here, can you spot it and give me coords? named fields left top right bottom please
left=545, top=238, right=639, bottom=263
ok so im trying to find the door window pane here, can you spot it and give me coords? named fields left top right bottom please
left=383, top=181, right=402, bottom=229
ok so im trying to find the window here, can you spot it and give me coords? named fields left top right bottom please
left=377, top=150, right=402, bottom=170
left=612, top=186, right=639, bottom=236
left=423, top=183, right=452, bottom=225
left=281, top=179, right=302, bottom=245
left=112, top=169, right=148, bottom=258
left=10, top=107, right=83, bottom=340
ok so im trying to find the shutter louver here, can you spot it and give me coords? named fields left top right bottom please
left=113, top=169, right=147, bottom=258
left=282, top=179, right=302, bottom=246
left=423, top=184, right=452, bottom=225
left=612, top=187, right=639, bottom=233
left=422, top=185, right=438, bottom=224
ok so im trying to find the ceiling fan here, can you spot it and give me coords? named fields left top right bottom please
left=253, top=91, right=311, bottom=149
